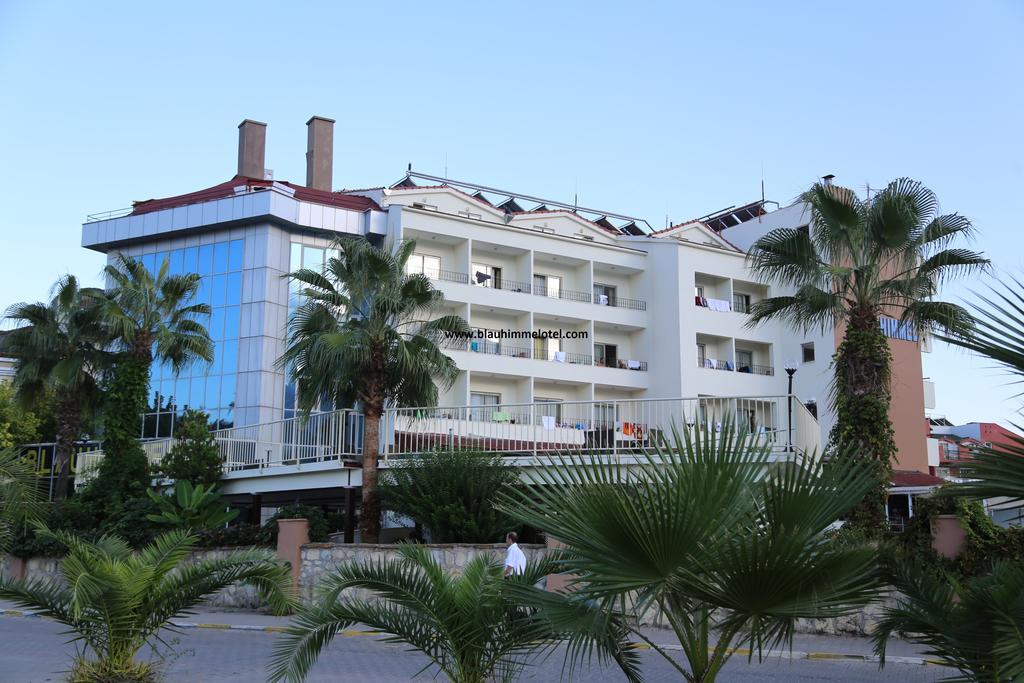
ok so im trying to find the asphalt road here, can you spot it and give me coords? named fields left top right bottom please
left=0, top=616, right=948, bottom=683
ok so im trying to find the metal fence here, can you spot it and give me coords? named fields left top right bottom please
left=382, top=395, right=819, bottom=463
left=213, top=409, right=363, bottom=472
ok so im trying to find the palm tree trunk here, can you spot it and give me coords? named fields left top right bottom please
left=360, top=408, right=382, bottom=544
left=831, top=309, right=895, bottom=530
left=53, top=394, right=81, bottom=500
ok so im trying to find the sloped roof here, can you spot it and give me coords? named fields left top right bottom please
left=129, top=175, right=382, bottom=216
left=891, top=470, right=946, bottom=487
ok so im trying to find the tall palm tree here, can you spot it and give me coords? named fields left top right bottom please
left=0, top=528, right=292, bottom=682
left=0, top=447, right=45, bottom=553
left=279, top=237, right=469, bottom=543
left=94, top=255, right=213, bottom=492
left=2, top=275, right=108, bottom=498
left=746, top=178, right=988, bottom=527
left=872, top=278, right=1024, bottom=681
left=500, top=424, right=883, bottom=683
left=268, top=542, right=641, bottom=683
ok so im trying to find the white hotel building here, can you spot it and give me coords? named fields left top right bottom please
left=77, top=118, right=933, bottom=505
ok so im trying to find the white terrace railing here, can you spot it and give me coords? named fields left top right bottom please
left=214, top=409, right=364, bottom=473
left=381, top=395, right=820, bottom=463
left=74, top=439, right=175, bottom=489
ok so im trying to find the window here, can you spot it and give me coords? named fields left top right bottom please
left=801, top=342, right=815, bottom=363
left=535, top=397, right=562, bottom=424
left=697, top=343, right=707, bottom=367
left=407, top=253, right=441, bottom=279
left=736, top=349, right=754, bottom=371
left=732, top=292, right=751, bottom=314
left=470, top=392, right=501, bottom=421
left=534, top=335, right=562, bottom=361
left=533, top=273, right=561, bottom=298
left=472, top=263, right=501, bottom=288
left=593, top=283, right=617, bottom=306
left=695, top=285, right=705, bottom=298
left=594, top=402, right=617, bottom=428
left=594, top=342, right=618, bottom=368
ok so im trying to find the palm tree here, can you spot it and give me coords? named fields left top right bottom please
left=268, top=543, right=641, bottom=683
left=0, top=447, right=45, bottom=553
left=279, top=237, right=469, bottom=543
left=873, top=560, right=1024, bottom=681
left=0, top=528, right=292, bottom=682
left=746, top=178, right=988, bottom=528
left=94, top=255, right=213, bottom=492
left=2, top=275, right=108, bottom=498
left=500, top=424, right=883, bottom=683
left=870, top=278, right=1024, bottom=681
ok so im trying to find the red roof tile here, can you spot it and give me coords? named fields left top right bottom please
left=891, top=470, right=946, bottom=487
left=129, top=175, right=381, bottom=216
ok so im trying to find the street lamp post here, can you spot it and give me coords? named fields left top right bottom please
left=784, top=360, right=798, bottom=452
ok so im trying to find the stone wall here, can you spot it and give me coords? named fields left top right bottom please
left=298, top=543, right=547, bottom=603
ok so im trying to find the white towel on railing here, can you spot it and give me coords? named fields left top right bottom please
left=705, top=357, right=717, bottom=368
left=705, top=297, right=732, bottom=312
left=597, top=294, right=609, bottom=305
left=627, top=359, right=641, bottom=370
left=553, top=351, right=567, bottom=363
left=541, top=415, right=556, bottom=430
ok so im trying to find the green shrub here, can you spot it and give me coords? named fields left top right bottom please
left=159, top=409, right=222, bottom=487
left=194, top=523, right=267, bottom=548
left=261, top=503, right=330, bottom=543
left=146, top=481, right=239, bottom=530
left=379, top=449, right=520, bottom=543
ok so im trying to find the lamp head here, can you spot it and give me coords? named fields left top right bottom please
left=784, top=359, right=798, bottom=377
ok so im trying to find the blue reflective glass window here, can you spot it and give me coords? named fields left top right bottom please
left=154, top=252, right=168, bottom=273
left=141, top=253, right=156, bottom=274
left=210, top=340, right=224, bottom=374
left=211, top=275, right=227, bottom=307
left=303, top=246, right=323, bottom=270
left=213, top=242, right=229, bottom=273
left=198, top=244, right=214, bottom=275
left=220, top=409, right=234, bottom=429
left=284, top=382, right=296, bottom=411
left=190, top=377, right=205, bottom=409
left=174, top=377, right=190, bottom=406
left=205, top=379, right=220, bottom=411
left=220, top=339, right=238, bottom=374
left=160, top=379, right=174, bottom=408
left=169, top=249, right=184, bottom=276
left=228, top=239, right=244, bottom=272
left=208, top=308, right=225, bottom=341
left=196, top=278, right=211, bottom=306
left=182, top=246, right=198, bottom=274
left=290, top=243, right=302, bottom=272
left=223, top=306, right=240, bottom=340
left=207, top=409, right=221, bottom=428
left=226, top=272, right=242, bottom=306
left=220, top=380, right=236, bottom=410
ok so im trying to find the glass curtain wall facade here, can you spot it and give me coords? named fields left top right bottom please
left=142, top=238, right=244, bottom=436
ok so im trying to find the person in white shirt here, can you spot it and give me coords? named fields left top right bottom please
left=503, top=531, right=526, bottom=577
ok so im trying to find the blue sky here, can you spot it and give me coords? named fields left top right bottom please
left=1, top=1, right=1022, bottom=426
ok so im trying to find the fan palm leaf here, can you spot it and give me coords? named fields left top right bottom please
left=498, top=422, right=882, bottom=682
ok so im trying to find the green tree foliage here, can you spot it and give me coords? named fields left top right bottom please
left=0, top=529, right=293, bottom=681
left=500, top=424, right=882, bottom=683
left=2, top=275, right=108, bottom=499
left=746, top=179, right=988, bottom=530
left=268, top=543, right=641, bottom=683
left=379, top=449, right=520, bottom=543
left=92, top=254, right=213, bottom=504
left=159, top=408, right=222, bottom=487
left=0, top=382, right=47, bottom=448
left=0, top=447, right=45, bottom=554
left=279, top=237, right=469, bottom=542
left=146, top=480, right=239, bottom=530
left=261, top=503, right=331, bottom=544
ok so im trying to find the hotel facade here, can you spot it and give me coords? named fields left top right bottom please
left=77, top=118, right=935, bottom=502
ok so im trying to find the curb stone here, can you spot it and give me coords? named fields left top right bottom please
left=0, top=609, right=946, bottom=666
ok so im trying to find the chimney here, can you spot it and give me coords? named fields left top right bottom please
left=305, top=116, right=335, bottom=191
left=822, top=174, right=835, bottom=186
left=237, top=119, right=267, bottom=179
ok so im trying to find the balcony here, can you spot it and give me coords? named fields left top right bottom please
left=699, top=358, right=734, bottom=371
left=428, top=270, right=646, bottom=311
left=446, top=332, right=646, bottom=371
left=737, top=364, right=774, bottom=376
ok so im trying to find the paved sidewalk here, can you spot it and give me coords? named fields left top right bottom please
left=0, top=602, right=936, bottom=666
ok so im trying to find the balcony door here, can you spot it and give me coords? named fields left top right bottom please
left=534, top=273, right=561, bottom=298
left=472, top=263, right=502, bottom=288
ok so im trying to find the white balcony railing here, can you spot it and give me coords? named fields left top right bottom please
left=214, top=409, right=363, bottom=472
left=74, top=439, right=175, bottom=489
left=382, top=395, right=820, bottom=463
